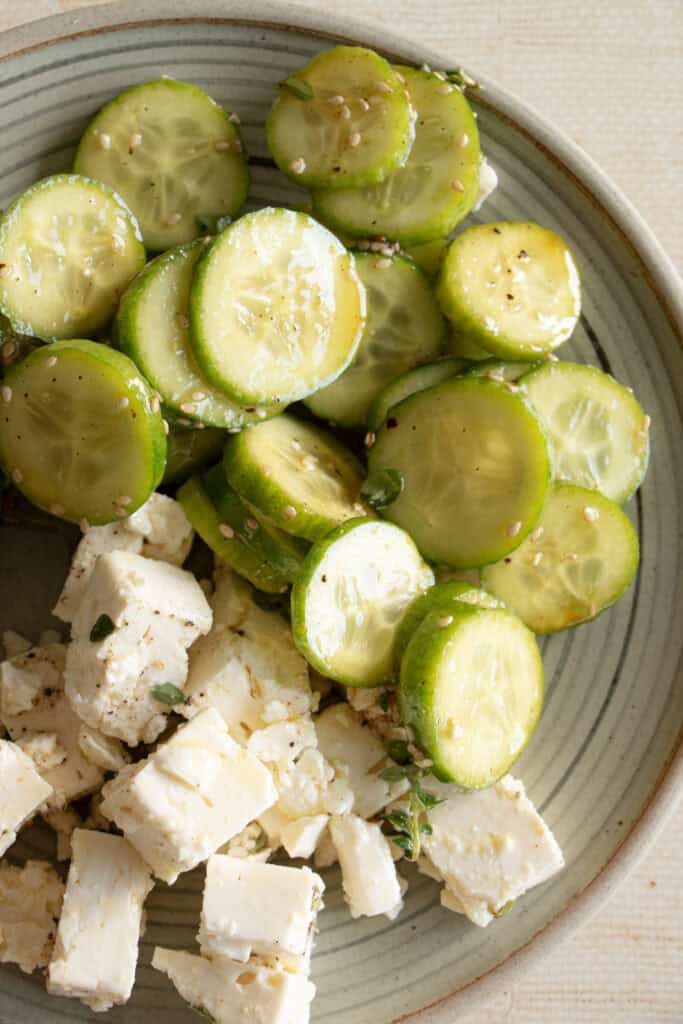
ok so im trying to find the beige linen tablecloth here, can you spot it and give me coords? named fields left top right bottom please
left=1, top=2, right=681, bottom=1021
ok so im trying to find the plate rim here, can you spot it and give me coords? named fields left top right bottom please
left=0, top=2, right=681, bottom=1020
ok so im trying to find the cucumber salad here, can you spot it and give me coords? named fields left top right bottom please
left=0, top=47, right=648, bottom=1023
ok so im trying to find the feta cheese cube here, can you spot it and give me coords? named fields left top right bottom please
left=329, top=815, right=403, bottom=920
left=152, top=948, right=316, bottom=1024
left=65, top=551, right=212, bottom=745
left=77, top=725, right=129, bottom=772
left=0, top=739, right=53, bottom=854
left=0, top=860, right=64, bottom=974
left=313, top=827, right=338, bottom=869
left=420, top=775, right=565, bottom=927
left=247, top=718, right=317, bottom=769
left=316, top=703, right=410, bottom=818
left=48, top=830, right=153, bottom=1012
left=100, top=708, right=277, bottom=883
left=52, top=523, right=144, bottom=624
left=1, top=644, right=104, bottom=806
left=280, top=814, right=329, bottom=860
left=199, top=855, right=324, bottom=964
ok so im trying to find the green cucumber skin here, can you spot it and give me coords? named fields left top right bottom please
left=163, top=427, right=225, bottom=486
left=393, top=580, right=481, bottom=669
left=367, top=356, right=468, bottom=431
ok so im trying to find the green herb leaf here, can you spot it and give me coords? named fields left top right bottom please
left=279, top=75, right=314, bottom=100
left=251, top=826, right=268, bottom=853
left=419, top=822, right=433, bottom=835
left=379, top=693, right=390, bottom=712
left=151, top=683, right=187, bottom=706
left=89, top=614, right=115, bottom=642
left=494, top=899, right=515, bottom=918
left=444, top=67, right=478, bottom=90
left=386, top=739, right=412, bottom=765
left=360, top=468, right=404, bottom=510
left=412, top=785, right=445, bottom=811
left=195, top=213, right=233, bottom=234
left=379, top=763, right=417, bottom=783
left=390, top=835, right=414, bottom=853
left=383, top=810, right=411, bottom=834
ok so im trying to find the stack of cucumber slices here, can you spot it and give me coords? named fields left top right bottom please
left=0, top=45, right=650, bottom=790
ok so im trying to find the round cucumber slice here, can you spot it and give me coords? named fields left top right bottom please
left=521, top=361, right=650, bottom=503
left=399, top=604, right=544, bottom=787
left=291, top=518, right=434, bottom=687
left=368, top=356, right=466, bottom=431
left=223, top=413, right=370, bottom=542
left=267, top=47, right=415, bottom=190
left=0, top=174, right=145, bottom=342
left=0, top=339, right=166, bottom=523
left=438, top=222, right=581, bottom=359
left=448, top=328, right=492, bottom=361
left=176, top=475, right=288, bottom=594
left=115, top=240, right=275, bottom=430
left=482, top=482, right=639, bottom=633
left=404, top=238, right=449, bottom=278
left=464, top=357, right=543, bottom=383
left=163, top=425, right=225, bottom=486
left=394, top=580, right=504, bottom=668
left=313, top=65, right=480, bottom=244
left=203, top=464, right=308, bottom=583
left=368, top=376, right=551, bottom=568
left=74, top=78, right=249, bottom=252
left=190, top=208, right=366, bottom=406
left=305, top=253, right=445, bottom=428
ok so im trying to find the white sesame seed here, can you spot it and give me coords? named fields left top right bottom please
left=505, top=381, right=520, bottom=393
left=255, top=407, right=267, bottom=419
left=1, top=385, right=12, bottom=403
left=394, top=71, right=406, bottom=84
left=303, top=455, right=318, bottom=471
left=451, top=179, right=465, bottom=192
left=368, top=94, right=383, bottom=107
left=228, top=112, right=241, bottom=124
left=530, top=526, right=545, bottom=542
left=218, top=523, right=234, bottom=540
left=50, top=504, right=64, bottom=517
left=402, top=89, right=411, bottom=101
left=291, top=439, right=302, bottom=452
left=562, top=552, right=579, bottom=561
left=46, top=355, right=58, bottom=368
left=532, top=551, right=544, bottom=567
left=179, top=402, right=196, bottom=415
left=98, top=132, right=112, bottom=150
left=191, top=391, right=207, bottom=402
left=358, top=97, right=370, bottom=112
left=113, top=506, right=127, bottom=518
left=283, top=504, right=297, bottom=519
left=487, top=369, right=505, bottom=382
left=11, top=468, right=23, bottom=484
left=349, top=132, right=361, bottom=147
left=546, top=353, right=560, bottom=362
left=460, top=133, right=470, bottom=146
left=214, top=139, right=233, bottom=152
left=507, top=520, right=522, bottom=537
left=117, top=495, right=132, bottom=506
left=643, top=415, right=651, bottom=429
left=243, top=517, right=258, bottom=532
left=364, top=431, right=376, bottom=448
left=166, top=212, right=183, bottom=226
left=432, top=69, right=445, bottom=80
left=340, top=104, right=351, bottom=120
left=0, top=265, right=14, bottom=278
left=2, top=340, right=16, bottom=359
left=151, top=396, right=160, bottom=414
left=129, top=131, right=143, bottom=149
left=436, top=615, right=454, bottom=628
left=117, top=396, right=129, bottom=411
left=353, top=502, right=365, bottom=514
left=437, top=83, right=453, bottom=95
left=289, top=157, right=306, bottom=175
left=162, top=419, right=170, bottom=435
left=328, top=94, right=345, bottom=105
left=375, top=257, right=392, bottom=269
left=80, top=518, right=90, bottom=533
left=583, top=506, right=600, bottom=523
left=375, top=81, right=392, bottom=93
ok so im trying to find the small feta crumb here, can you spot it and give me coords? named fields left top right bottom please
left=330, top=815, right=403, bottom=919
left=472, top=157, right=499, bottom=212
left=280, top=814, right=329, bottom=859
left=0, top=860, right=64, bottom=974
left=0, top=739, right=53, bottom=855
left=78, top=725, right=130, bottom=771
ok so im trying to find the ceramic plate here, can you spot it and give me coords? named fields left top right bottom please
left=0, top=3, right=682, bottom=1022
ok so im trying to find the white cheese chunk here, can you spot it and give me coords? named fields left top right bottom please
left=1, top=644, right=104, bottom=806
left=0, top=739, right=53, bottom=854
left=77, top=725, right=129, bottom=772
left=329, top=815, right=403, bottom=920
left=48, top=830, right=153, bottom=1012
left=44, top=806, right=83, bottom=862
left=313, top=827, right=338, bottom=869
left=316, top=703, right=410, bottom=818
left=100, top=708, right=277, bottom=883
left=220, top=821, right=273, bottom=863
left=199, top=855, right=324, bottom=965
left=152, top=948, right=316, bottom=1024
left=65, top=551, right=212, bottom=745
left=281, top=814, right=329, bottom=860
left=0, top=860, right=64, bottom=974
left=472, top=156, right=499, bottom=212
left=421, top=775, right=564, bottom=927
left=247, top=718, right=317, bottom=769
left=52, top=523, right=144, bottom=624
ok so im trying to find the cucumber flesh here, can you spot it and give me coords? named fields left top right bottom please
left=521, top=361, right=650, bottom=503
left=0, top=339, right=166, bottom=523
left=162, top=425, right=225, bottom=486
left=0, top=174, right=145, bottom=341
left=190, top=208, right=366, bottom=406
left=267, top=47, right=415, bottom=190
left=368, top=356, right=466, bottom=431
left=74, top=79, right=249, bottom=252
left=368, top=376, right=551, bottom=568
left=223, top=413, right=370, bottom=542
left=313, top=66, right=481, bottom=244
left=482, top=482, right=639, bottom=633
left=305, top=253, right=445, bottom=428
left=291, top=518, right=434, bottom=687
left=399, top=604, right=544, bottom=787
left=394, top=580, right=504, bottom=667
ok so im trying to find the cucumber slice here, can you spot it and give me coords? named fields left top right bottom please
left=399, top=604, right=544, bottom=787
left=521, top=361, right=650, bottom=503
left=448, top=328, right=491, bottom=361
left=115, top=240, right=274, bottom=430
left=464, top=357, right=543, bottom=382
left=482, top=482, right=639, bottom=633
left=438, top=223, right=581, bottom=359
left=190, top=208, right=366, bottom=406
left=0, top=316, right=40, bottom=375
left=394, top=580, right=504, bottom=668
left=0, top=339, right=166, bottom=523
left=267, top=47, right=414, bottom=190
left=0, top=174, right=145, bottom=342
left=404, top=238, right=449, bottom=277
left=74, top=79, right=249, bottom=252
left=203, top=464, right=308, bottom=582
left=312, top=66, right=480, bottom=244
left=368, top=376, right=550, bottom=568
left=291, top=518, right=434, bottom=687
left=305, top=253, right=445, bottom=428
left=223, top=413, right=369, bottom=542
left=163, top=425, right=225, bottom=486
left=176, top=475, right=288, bottom=594
left=367, top=356, right=466, bottom=431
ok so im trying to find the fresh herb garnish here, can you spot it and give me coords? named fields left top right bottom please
left=494, top=899, right=515, bottom=917
left=444, top=67, right=478, bottom=90
left=360, top=468, right=404, bottom=510
left=380, top=761, right=445, bottom=862
left=386, top=739, right=412, bottom=765
left=195, top=213, right=232, bottom=234
left=279, top=75, right=314, bottom=100
left=251, top=826, right=268, bottom=853
left=89, top=614, right=115, bottom=642
left=150, top=683, right=187, bottom=706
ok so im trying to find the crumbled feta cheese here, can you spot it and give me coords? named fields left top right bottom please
left=316, top=703, right=410, bottom=817
left=1, top=645, right=104, bottom=806
left=65, top=551, right=212, bottom=745
left=48, top=830, right=153, bottom=1011
left=472, top=156, right=498, bottom=212
left=0, top=739, right=53, bottom=854
left=100, top=708, right=277, bottom=883
left=0, top=860, right=64, bottom=973
left=152, top=948, right=316, bottom=1024
left=199, top=855, right=324, bottom=965
left=220, top=821, right=272, bottom=862
left=313, top=827, right=338, bottom=869
left=329, top=815, right=403, bottom=920
left=77, top=725, right=129, bottom=772
left=345, top=686, right=386, bottom=715
left=281, top=814, right=329, bottom=860
left=52, top=523, right=144, bottom=624
left=247, top=718, right=317, bottom=769
left=126, top=492, right=194, bottom=566
left=44, top=806, right=82, bottom=861
left=420, top=775, right=564, bottom=926
left=1, top=629, right=33, bottom=658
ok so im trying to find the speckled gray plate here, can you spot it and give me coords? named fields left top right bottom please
left=1, top=2, right=682, bottom=1022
